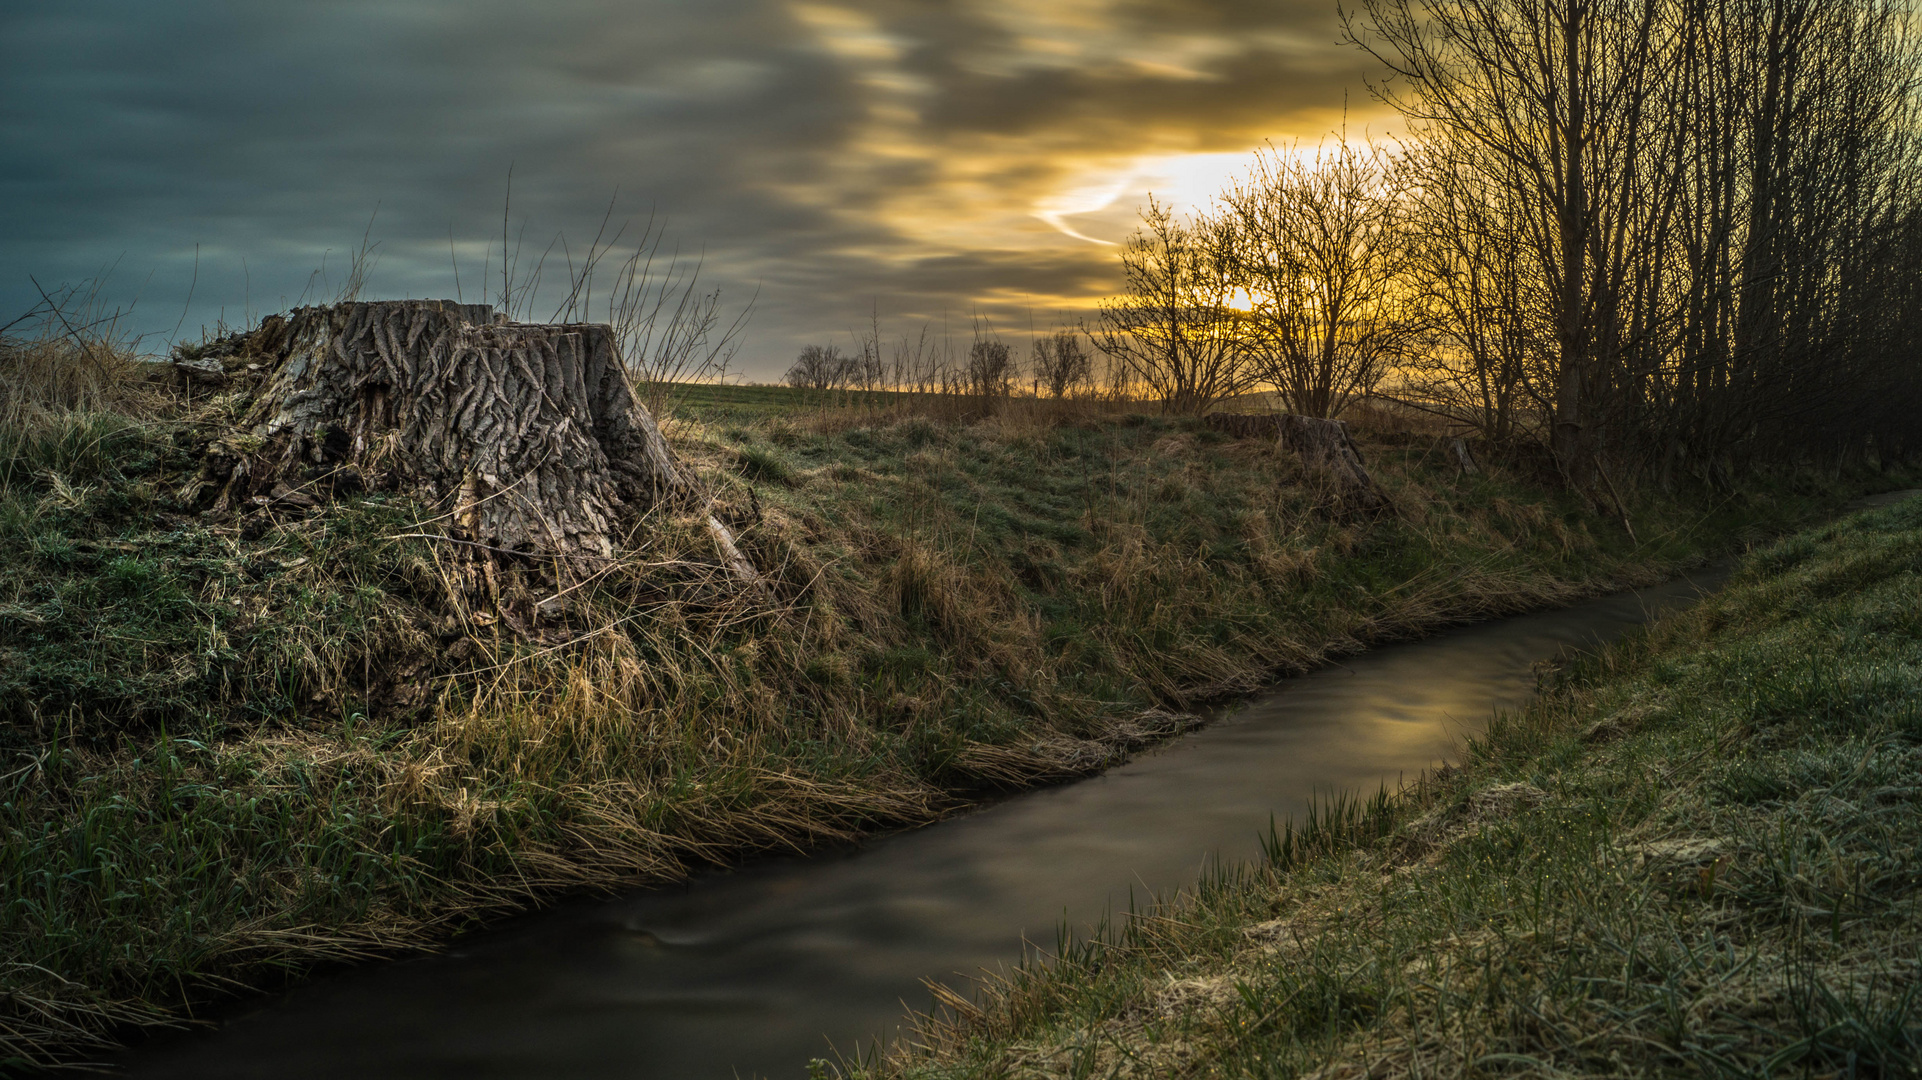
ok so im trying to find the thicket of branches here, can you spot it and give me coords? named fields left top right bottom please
left=1087, top=0, right=1922, bottom=485
left=1369, top=0, right=1922, bottom=483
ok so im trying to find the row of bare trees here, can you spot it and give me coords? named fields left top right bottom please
left=1092, top=140, right=1418, bottom=423
left=784, top=325, right=1101, bottom=399
left=784, top=344, right=881, bottom=391
left=1374, top=0, right=1922, bottom=481
left=1089, top=0, right=1922, bottom=482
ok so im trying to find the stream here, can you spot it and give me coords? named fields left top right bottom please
left=114, top=522, right=1883, bottom=1078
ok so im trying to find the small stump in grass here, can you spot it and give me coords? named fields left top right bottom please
left=1206, top=411, right=1391, bottom=516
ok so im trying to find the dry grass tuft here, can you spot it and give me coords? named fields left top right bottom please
left=0, top=299, right=161, bottom=427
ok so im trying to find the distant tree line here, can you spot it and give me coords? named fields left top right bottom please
left=785, top=323, right=1100, bottom=400
left=783, top=343, right=882, bottom=391
left=1085, top=0, right=1922, bottom=485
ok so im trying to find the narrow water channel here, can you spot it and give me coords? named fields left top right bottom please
left=116, top=562, right=1752, bottom=1079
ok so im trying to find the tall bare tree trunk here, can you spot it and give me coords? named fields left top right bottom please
left=1553, top=4, right=1595, bottom=488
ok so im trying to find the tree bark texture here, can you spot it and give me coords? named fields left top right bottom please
left=190, top=300, right=694, bottom=572
left=1205, top=412, right=1390, bottom=515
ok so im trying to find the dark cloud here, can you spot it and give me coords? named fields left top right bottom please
left=0, top=0, right=1384, bottom=377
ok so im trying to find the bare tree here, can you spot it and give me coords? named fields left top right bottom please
left=1223, top=135, right=1421, bottom=419
left=1032, top=330, right=1093, bottom=398
left=1343, top=0, right=1678, bottom=482
left=1686, top=0, right=1922, bottom=465
left=1088, top=199, right=1252, bottom=415
left=785, top=344, right=847, bottom=390
left=967, top=337, right=1015, bottom=398
left=1340, top=0, right=1922, bottom=484
left=1398, top=142, right=1551, bottom=446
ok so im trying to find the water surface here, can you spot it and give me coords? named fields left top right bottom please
left=117, top=562, right=1765, bottom=1078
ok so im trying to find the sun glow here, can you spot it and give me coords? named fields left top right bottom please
left=1030, top=150, right=1261, bottom=245
left=1030, top=138, right=1382, bottom=247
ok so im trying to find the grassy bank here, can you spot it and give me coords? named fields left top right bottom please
left=862, top=494, right=1922, bottom=1079
left=0, top=344, right=1908, bottom=1068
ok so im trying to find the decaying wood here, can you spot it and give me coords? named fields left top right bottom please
left=706, top=512, right=762, bottom=588
left=1595, top=461, right=1638, bottom=544
left=179, top=300, right=755, bottom=588
left=169, top=353, right=229, bottom=389
left=1449, top=436, right=1481, bottom=476
left=1206, top=412, right=1391, bottom=515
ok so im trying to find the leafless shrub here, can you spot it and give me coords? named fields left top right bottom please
left=786, top=344, right=849, bottom=390
left=1222, top=135, right=1423, bottom=419
left=561, top=219, right=750, bottom=417
left=966, top=337, right=1015, bottom=398
left=0, top=279, right=156, bottom=426
left=1031, top=330, right=1092, bottom=399
left=1088, top=199, right=1253, bottom=415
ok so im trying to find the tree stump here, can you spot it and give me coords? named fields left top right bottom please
left=185, top=300, right=727, bottom=579
left=1205, top=412, right=1391, bottom=516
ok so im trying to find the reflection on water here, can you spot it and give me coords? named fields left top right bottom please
left=118, top=567, right=1740, bottom=1079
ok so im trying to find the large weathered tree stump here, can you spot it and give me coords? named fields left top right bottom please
left=1206, top=412, right=1391, bottom=516
left=183, top=300, right=740, bottom=583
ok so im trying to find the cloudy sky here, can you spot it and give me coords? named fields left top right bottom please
left=1, top=0, right=1388, bottom=380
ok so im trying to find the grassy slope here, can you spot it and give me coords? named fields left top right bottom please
left=0, top=381, right=1905, bottom=1068
left=867, top=495, right=1922, bottom=1079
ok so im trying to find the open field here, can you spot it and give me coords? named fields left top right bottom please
left=0, top=333, right=1913, bottom=1068
left=646, top=381, right=913, bottom=422
left=646, top=383, right=1313, bottom=428
left=862, top=495, right=1922, bottom=1079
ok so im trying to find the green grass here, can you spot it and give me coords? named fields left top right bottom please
left=0, top=382, right=1910, bottom=1069
left=646, top=381, right=909, bottom=422
left=860, top=495, right=1922, bottom=1079
left=0, top=439, right=435, bottom=739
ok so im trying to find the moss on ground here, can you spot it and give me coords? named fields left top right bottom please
left=0, top=380, right=1908, bottom=1070
left=860, top=495, right=1922, bottom=1079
